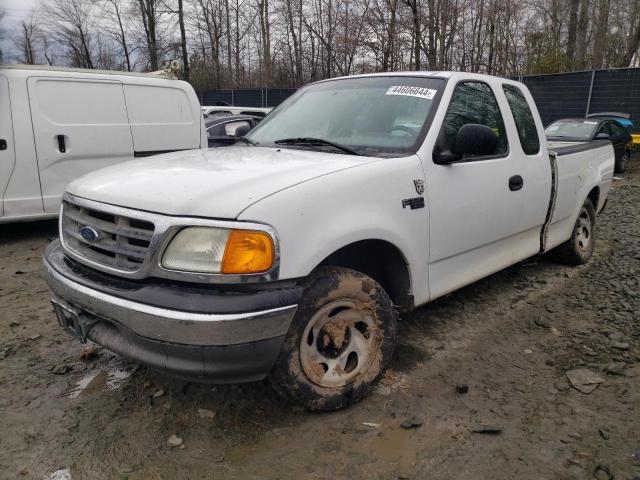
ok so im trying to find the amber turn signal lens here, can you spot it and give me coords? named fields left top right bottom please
left=221, top=230, right=274, bottom=274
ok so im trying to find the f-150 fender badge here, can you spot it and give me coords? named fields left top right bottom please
left=414, top=179, right=425, bottom=194
left=402, top=197, right=425, bottom=210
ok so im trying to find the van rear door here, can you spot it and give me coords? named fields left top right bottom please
left=123, top=84, right=200, bottom=154
left=27, top=77, right=134, bottom=213
left=0, top=75, right=16, bottom=217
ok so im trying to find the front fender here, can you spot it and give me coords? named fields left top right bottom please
left=237, top=155, right=430, bottom=305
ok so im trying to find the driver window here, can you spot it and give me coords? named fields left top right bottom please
left=440, top=81, right=508, bottom=160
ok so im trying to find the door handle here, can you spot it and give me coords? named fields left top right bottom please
left=509, top=175, right=523, bottom=191
left=57, top=135, right=66, bottom=153
left=0, top=139, right=6, bottom=151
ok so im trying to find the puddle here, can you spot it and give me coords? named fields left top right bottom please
left=224, top=424, right=418, bottom=471
left=66, top=368, right=132, bottom=399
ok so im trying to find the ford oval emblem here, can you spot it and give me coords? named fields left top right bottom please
left=80, top=226, right=100, bottom=242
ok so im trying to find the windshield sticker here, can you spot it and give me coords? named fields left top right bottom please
left=386, top=86, right=437, bottom=100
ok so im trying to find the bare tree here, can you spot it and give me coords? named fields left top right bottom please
left=15, top=17, right=39, bottom=64
left=135, top=0, right=162, bottom=70
left=41, top=0, right=96, bottom=69
left=103, top=0, right=133, bottom=71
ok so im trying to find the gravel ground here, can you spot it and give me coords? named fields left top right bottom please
left=1, top=159, right=639, bottom=480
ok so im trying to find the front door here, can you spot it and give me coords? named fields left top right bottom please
left=28, top=77, right=134, bottom=213
left=0, top=75, right=16, bottom=217
left=426, top=81, right=526, bottom=299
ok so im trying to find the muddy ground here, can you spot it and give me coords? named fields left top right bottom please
left=1, top=162, right=640, bottom=480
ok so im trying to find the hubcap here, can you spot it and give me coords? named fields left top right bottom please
left=575, top=207, right=591, bottom=252
left=300, top=300, right=380, bottom=388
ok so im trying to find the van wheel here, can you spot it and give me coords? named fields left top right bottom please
left=552, top=198, right=596, bottom=265
left=615, top=150, right=631, bottom=173
left=269, top=266, right=398, bottom=411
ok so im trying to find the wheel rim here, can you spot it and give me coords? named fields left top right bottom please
left=575, top=206, right=592, bottom=252
left=299, top=299, right=380, bottom=388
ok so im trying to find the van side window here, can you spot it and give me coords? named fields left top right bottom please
left=439, top=81, right=508, bottom=160
left=502, top=85, right=540, bottom=155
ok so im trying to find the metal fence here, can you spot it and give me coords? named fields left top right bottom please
left=517, top=67, right=640, bottom=131
left=194, top=68, right=640, bottom=132
left=193, top=88, right=297, bottom=108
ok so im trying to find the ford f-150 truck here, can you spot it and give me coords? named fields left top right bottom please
left=43, top=72, right=614, bottom=411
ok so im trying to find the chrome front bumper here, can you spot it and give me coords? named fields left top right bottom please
left=45, top=257, right=297, bottom=346
left=43, top=240, right=300, bottom=382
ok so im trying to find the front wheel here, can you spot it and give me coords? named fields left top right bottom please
left=269, top=266, right=398, bottom=411
left=551, top=198, right=596, bottom=265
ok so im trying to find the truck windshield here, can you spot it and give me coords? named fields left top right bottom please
left=545, top=120, right=598, bottom=140
left=246, top=76, right=445, bottom=157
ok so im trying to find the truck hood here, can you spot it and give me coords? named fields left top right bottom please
left=67, top=147, right=375, bottom=218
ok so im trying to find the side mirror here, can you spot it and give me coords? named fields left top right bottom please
left=433, top=124, right=499, bottom=165
left=594, top=132, right=610, bottom=140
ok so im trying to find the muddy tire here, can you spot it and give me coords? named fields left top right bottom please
left=552, top=198, right=596, bottom=266
left=269, top=266, right=398, bottom=411
left=614, top=149, right=631, bottom=174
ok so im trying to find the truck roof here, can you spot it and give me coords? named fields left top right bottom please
left=313, top=70, right=524, bottom=87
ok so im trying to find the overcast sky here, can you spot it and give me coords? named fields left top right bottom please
left=1, top=0, right=38, bottom=60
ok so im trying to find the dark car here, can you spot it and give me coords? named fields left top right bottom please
left=545, top=117, right=633, bottom=173
left=586, top=112, right=635, bottom=133
left=206, top=114, right=261, bottom=148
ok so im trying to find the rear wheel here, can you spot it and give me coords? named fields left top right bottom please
left=269, top=266, right=398, bottom=411
left=614, top=149, right=631, bottom=173
left=551, top=198, right=596, bottom=265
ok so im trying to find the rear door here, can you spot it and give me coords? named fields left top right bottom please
left=0, top=75, right=16, bottom=217
left=28, top=77, right=134, bottom=212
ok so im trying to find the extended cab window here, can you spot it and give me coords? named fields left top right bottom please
left=438, top=81, right=508, bottom=160
left=502, top=85, right=540, bottom=155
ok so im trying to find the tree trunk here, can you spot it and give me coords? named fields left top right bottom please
left=178, top=0, right=190, bottom=80
left=575, top=0, right=590, bottom=68
left=592, top=0, right=610, bottom=69
left=566, top=0, right=579, bottom=62
left=137, top=0, right=159, bottom=71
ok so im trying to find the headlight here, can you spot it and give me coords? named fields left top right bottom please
left=161, top=227, right=274, bottom=275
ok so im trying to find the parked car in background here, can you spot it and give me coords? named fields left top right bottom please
left=586, top=112, right=640, bottom=150
left=206, top=114, right=260, bottom=147
left=44, top=72, right=614, bottom=411
left=545, top=116, right=633, bottom=173
left=586, top=112, right=635, bottom=131
left=201, top=105, right=272, bottom=119
left=0, top=65, right=206, bottom=223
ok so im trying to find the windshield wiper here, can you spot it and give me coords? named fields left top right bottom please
left=274, top=137, right=362, bottom=156
left=235, top=136, right=257, bottom=146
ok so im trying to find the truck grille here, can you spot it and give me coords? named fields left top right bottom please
left=61, top=200, right=155, bottom=272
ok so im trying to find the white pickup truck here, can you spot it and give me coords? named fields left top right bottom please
left=44, top=72, right=614, bottom=411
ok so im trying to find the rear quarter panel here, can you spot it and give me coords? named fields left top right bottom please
left=546, top=143, right=614, bottom=249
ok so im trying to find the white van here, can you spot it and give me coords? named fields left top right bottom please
left=0, top=65, right=206, bottom=223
